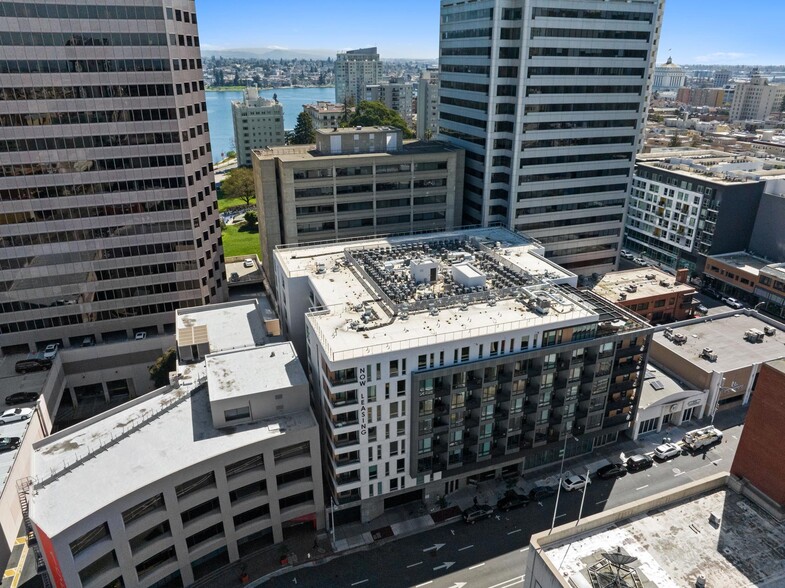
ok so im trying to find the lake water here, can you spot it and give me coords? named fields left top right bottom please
left=206, top=87, right=335, bottom=162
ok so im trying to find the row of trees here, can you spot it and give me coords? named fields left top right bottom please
left=290, top=100, right=415, bottom=145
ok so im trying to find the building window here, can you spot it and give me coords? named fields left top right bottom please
left=70, top=522, right=110, bottom=558
left=233, top=504, right=271, bottom=529
left=279, top=491, right=314, bottom=510
left=135, top=546, right=176, bottom=580
left=175, top=472, right=216, bottom=499
left=225, top=454, right=264, bottom=479
left=224, top=406, right=250, bottom=422
left=186, top=522, right=224, bottom=551
left=274, top=441, right=310, bottom=464
left=122, top=494, right=165, bottom=526
left=129, top=521, right=171, bottom=554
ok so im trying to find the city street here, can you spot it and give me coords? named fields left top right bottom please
left=265, top=420, right=741, bottom=588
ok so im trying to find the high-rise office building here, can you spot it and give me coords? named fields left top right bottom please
left=334, top=47, right=382, bottom=106
left=438, top=0, right=664, bottom=276
left=0, top=0, right=226, bottom=357
left=231, top=87, right=285, bottom=167
left=417, top=67, right=440, bottom=140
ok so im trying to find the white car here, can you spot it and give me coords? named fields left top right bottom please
left=243, top=258, right=255, bottom=268
left=42, top=343, right=59, bottom=360
left=620, top=250, right=634, bottom=260
left=0, top=408, right=33, bottom=425
left=722, top=297, right=744, bottom=310
left=632, top=257, right=647, bottom=266
left=561, top=474, right=589, bottom=492
left=134, top=332, right=147, bottom=340
left=654, top=442, right=682, bottom=460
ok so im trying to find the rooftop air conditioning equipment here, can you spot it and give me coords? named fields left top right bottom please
left=645, top=273, right=656, bottom=280
left=619, top=292, right=627, bottom=301
left=664, top=327, right=674, bottom=339
left=764, top=325, right=776, bottom=336
left=315, top=262, right=326, bottom=274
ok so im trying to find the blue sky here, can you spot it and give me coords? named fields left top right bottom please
left=197, top=0, right=785, bottom=64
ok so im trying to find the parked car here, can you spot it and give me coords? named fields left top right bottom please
left=561, top=474, right=589, bottom=492
left=42, top=343, right=59, bottom=360
left=529, top=485, right=557, bottom=501
left=695, top=304, right=709, bottom=314
left=702, top=288, right=722, bottom=300
left=596, top=462, right=628, bottom=479
left=722, top=297, right=744, bottom=310
left=14, top=358, right=51, bottom=374
left=626, top=454, right=654, bottom=472
left=5, top=393, right=38, bottom=406
left=134, top=332, right=147, bottom=340
left=654, top=442, right=682, bottom=460
left=462, top=504, right=494, bottom=524
left=620, top=250, right=634, bottom=260
left=497, top=490, right=530, bottom=511
left=243, top=258, right=255, bottom=268
left=0, top=437, right=20, bottom=452
left=0, top=408, right=33, bottom=424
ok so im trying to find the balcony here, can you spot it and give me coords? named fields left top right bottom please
left=328, top=391, right=358, bottom=409
left=334, top=470, right=362, bottom=487
left=330, top=413, right=359, bottom=430
left=334, top=489, right=361, bottom=505
left=433, top=416, right=449, bottom=434
left=331, top=432, right=359, bottom=449
left=467, top=377, right=483, bottom=391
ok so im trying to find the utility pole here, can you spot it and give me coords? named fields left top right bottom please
left=577, top=466, right=591, bottom=525
left=550, top=435, right=573, bottom=533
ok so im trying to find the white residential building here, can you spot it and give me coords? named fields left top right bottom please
left=274, top=228, right=652, bottom=523
left=438, top=0, right=664, bottom=277
left=334, top=47, right=382, bottom=106
left=231, top=87, right=285, bottom=167
left=417, top=67, right=440, bottom=140
left=729, top=71, right=785, bottom=122
left=30, top=300, right=324, bottom=588
left=366, top=77, right=415, bottom=126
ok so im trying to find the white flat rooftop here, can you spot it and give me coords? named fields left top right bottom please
left=275, top=228, right=615, bottom=362
left=31, top=384, right=316, bottom=537
left=708, top=251, right=770, bottom=275
left=653, top=314, right=785, bottom=374
left=545, top=488, right=785, bottom=587
left=176, top=299, right=270, bottom=353
left=207, top=342, right=307, bottom=402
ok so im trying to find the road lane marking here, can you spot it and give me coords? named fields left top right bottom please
left=415, top=582, right=432, bottom=588
left=519, top=547, right=530, bottom=553
left=674, top=471, right=686, bottom=476
left=636, top=485, right=649, bottom=491
left=469, top=563, right=486, bottom=570
left=351, top=581, right=368, bottom=586
left=488, top=575, right=524, bottom=588
left=596, top=499, right=607, bottom=505
left=555, top=513, right=566, bottom=519
left=458, top=544, right=474, bottom=551
left=407, top=562, right=423, bottom=568
left=507, top=529, right=522, bottom=535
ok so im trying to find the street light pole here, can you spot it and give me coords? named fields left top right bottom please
left=577, top=466, right=591, bottom=525
left=550, top=435, right=571, bottom=533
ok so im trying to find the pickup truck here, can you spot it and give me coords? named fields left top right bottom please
left=683, top=426, right=723, bottom=450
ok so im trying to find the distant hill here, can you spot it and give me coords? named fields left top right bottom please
left=201, top=47, right=336, bottom=60
left=200, top=47, right=437, bottom=61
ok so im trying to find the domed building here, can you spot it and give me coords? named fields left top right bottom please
left=653, top=57, right=686, bottom=91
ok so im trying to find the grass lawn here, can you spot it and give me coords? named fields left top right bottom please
left=222, top=223, right=261, bottom=258
left=217, top=196, right=254, bottom=213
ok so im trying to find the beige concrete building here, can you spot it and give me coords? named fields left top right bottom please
left=416, top=67, right=439, bottom=140
left=252, top=127, right=464, bottom=277
left=231, top=87, right=284, bottom=167
left=366, top=77, right=415, bottom=126
left=729, top=71, right=785, bottom=121
left=649, top=312, right=785, bottom=416
left=30, top=299, right=324, bottom=588
left=591, top=267, right=696, bottom=324
left=303, top=101, right=350, bottom=130
left=0, top=0, right=226, bottom=363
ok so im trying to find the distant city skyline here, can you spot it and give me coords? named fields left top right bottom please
left=197, top=0, right=785, bottom=64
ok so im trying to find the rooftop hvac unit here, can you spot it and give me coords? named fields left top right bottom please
left=626, top=284, right=638, bottom=293
left=764, top=325, right=776, bottom=336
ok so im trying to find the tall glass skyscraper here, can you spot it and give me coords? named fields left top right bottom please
left=438, top=0, right=664, bottom=276
left=0, top=0, right=226, bottom=355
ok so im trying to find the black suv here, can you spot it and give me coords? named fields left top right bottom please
left=5, top=393, right=39, bottom=406
left=529, top=485, right=557, bottom=501
left=462, top=504, right=494, bottom=524
left=596, top=462, right=628, bottom=479
left=626, top=454, right=654, bottom=472
left=497, top=490, right=530, bottom=511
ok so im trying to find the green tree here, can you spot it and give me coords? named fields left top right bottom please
left=669, top=134, right=681, bottom=147
left=149, top=348, right=176, bottom=387
left=244, top=210, right=258, bottom=227
left=221, top=167, right=255, bottom=206
left=291, top=111, right=316, bottom=144
left=347, top=101, right=415, bottom=138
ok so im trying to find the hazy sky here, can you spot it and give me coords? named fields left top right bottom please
left=197, top=0, right=785, bottom=64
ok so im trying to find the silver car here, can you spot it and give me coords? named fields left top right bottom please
left=0, top=408, right=33, bottom=424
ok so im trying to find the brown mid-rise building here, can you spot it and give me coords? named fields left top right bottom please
left=731, top=359, right=785, bottom=507
left=591, top=267, right=695, bottom=324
